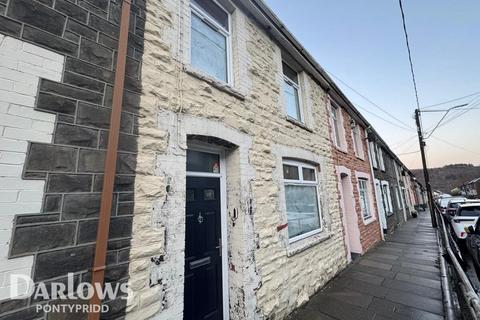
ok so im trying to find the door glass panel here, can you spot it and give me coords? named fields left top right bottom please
left=187, top=149, right=220, bottom=173
left=204, top=189, right=215, bottom=200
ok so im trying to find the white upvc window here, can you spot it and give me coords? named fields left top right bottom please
left=395, top=186, right=403, bottom=209
left=282, top=62, right=303, bottom=122
left=331, top=104, right=342, bottom=148
left=378, top=146, right=385, bottom=171
left=282, top=160, right=322, bottom=242
left=382, top=183, right=393, bottom=214
left=351, top=121, right=364, bottom=159
left=190, top=0, right=231, bottom=83
left=358, top=178, right=372, bottom=219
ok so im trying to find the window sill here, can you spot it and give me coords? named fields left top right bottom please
left=286, top=230, right=330, bottom=257
left=363, top=216, right=376, bottom=225
left=355, top=154, right=365, bottom=161
left=286, top=117, right=313, bottom=133
left=183, top=65, right=246, bottom=101
left=335, top=145, right=348, bottom=154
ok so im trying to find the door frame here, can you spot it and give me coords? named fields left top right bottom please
left=186, top=143, right=229, bottom=320
left=374, top=179, right=387, bottom=231
left=336, top=166, right=362, bottom=259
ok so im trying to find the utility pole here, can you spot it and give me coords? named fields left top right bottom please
left=414, top=109, right=437, bottom=228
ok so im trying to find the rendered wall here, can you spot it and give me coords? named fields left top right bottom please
left=0, top=0, right=145, bottom=318
left=0, top=35, right=63, bottom=302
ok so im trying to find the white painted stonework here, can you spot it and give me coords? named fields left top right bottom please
left=0, top=35, right=64, bottom=300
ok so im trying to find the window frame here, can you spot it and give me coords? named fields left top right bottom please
left=369, top=141, right=378, bottom=169
left=282, top=159, right=323, bottom=243
left=378, top=146, right=386, bottom=171
left=282, top=62, right=304, bottom=123
left=351, top=122, right=364, bottom=159
left=381, top=182, right=393, bottom=215
left=395, top=186, right=403, bottom=209
left=358, top=178, right=373, bottom=220
left=330, top=103, right=342, bottom=149
left=190, top=0, right=233, bottom=84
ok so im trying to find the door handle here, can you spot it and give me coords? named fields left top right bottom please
left=215, top=238, right=222, bottom=257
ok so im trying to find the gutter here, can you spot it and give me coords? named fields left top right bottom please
left=87, top=0, right=131, bottom=319
left=244, top=0, right=416, bottom=179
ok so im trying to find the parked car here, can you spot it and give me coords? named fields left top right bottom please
left=445, top=197, right=474, bottom=215
left=438, top=195, right=453, bottom=214
left=449, top=203, right=480, bottom=242
left=465, top=210, right=480, bottom=275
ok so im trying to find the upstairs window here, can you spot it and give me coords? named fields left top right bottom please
left=283, top=160, right=322, bottom=241
left=351, top=121, right=364, bottom=158
left=369, top=141, right=378, bottom=169
left=190, top=0, right=230, bottom=83
left=331, top=104, right=342, bottom=148
left=282, top=62, right=302, bottom=122
left=358, top=178, right=372, bottom=219
left=378, top=147, right=386, bottom=171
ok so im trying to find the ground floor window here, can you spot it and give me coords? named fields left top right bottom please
left=358, top=178, right=372, bottom=219
left=283, top=160, right=322, bottom=241
left=382, top=183, right=393, bottom=215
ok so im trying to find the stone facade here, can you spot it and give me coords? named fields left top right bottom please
left=125, top=1, right=348, bottom=319
left=369, top=135, right=422, bottom=235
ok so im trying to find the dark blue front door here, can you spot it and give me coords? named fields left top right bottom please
left=184, top=176, right=223, bottom=320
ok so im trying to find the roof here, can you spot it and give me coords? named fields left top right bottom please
left=468, top=177, right=480, bottom=184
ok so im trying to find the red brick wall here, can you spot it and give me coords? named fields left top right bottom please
left=328, top=101, right=383, bottom=253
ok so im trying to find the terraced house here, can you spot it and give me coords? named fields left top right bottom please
left=328, top=96, right=383, bottom=259
left=368, top=133, right=424, bottom=235
left=0, top=0, right=422, bottom=319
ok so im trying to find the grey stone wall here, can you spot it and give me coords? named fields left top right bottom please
left=0, top=0, right=145, bottom=318
left=370, top=142, right=405, bottom=234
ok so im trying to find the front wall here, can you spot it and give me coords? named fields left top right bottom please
left=127, top=0, right=347, bottom=319
left=330, top=106, right=382, bottom=253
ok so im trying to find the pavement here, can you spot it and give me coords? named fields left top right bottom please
left=290, top=211, right=444, bottom=320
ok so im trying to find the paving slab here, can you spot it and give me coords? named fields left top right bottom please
left=289, top=211, right=444, bottom=320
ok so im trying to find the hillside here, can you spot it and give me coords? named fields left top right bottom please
left=412, top=164, right=480, bottom=193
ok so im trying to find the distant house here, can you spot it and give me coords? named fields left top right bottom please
left=461, top=177, right=480, bottom=198
left=367, top=131, right=422, bottom=235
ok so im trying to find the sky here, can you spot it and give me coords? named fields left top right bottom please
left=265, top=0, right=480, bottom=169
